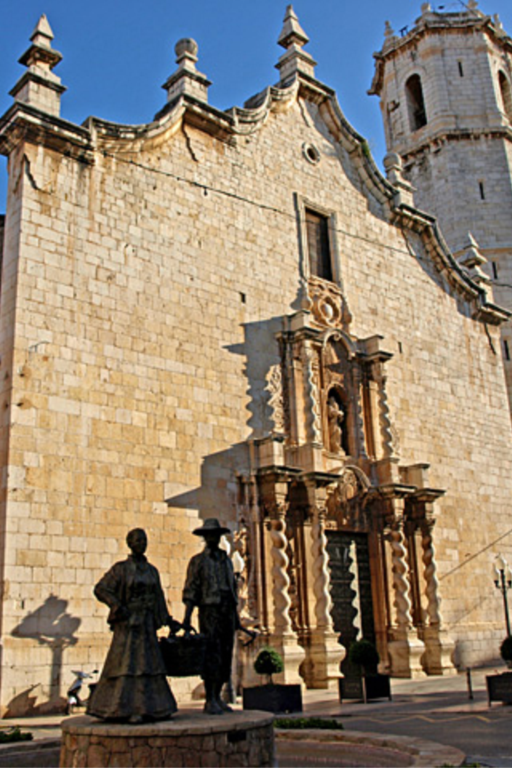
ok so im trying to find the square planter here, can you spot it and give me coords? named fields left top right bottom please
left=486, top=671, right=512, bottom=706
left=242, top=683, right=302, bottom=714
left=339, top=674, right=392, bottom=703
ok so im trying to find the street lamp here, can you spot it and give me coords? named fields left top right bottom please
left=493, top=554, right=512, bottom=637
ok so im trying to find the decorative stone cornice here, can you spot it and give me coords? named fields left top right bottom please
left=0, top=101, right=93, bottom=161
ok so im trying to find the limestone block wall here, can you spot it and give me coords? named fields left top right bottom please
left=0, top=85, right=512, bottom=710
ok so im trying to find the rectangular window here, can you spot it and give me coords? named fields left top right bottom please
left=504, top=340, right=510, bottom=361
left=458, top=61, right=464, bottom=77
left=479, top=181, right=486, bottom=200
left=305, top=209, right=333, bottom=281
left=492, top=261, right=498, bottom=279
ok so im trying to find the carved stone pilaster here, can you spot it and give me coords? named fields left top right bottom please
left=265, top=364, right=285, bottom=435
left=310, top=508, right=334, bottom=633
left=265, top=503, right=306, bottom=684
left=302, top=345, right=322, bottom=445
left=419, top=519, right=456, bottom=675
left=372, top=361, right=400, bottom=484
left=421, top=521, right=441, bottom=627
left=351, top=365, right=368, bottom=461
left=385, top=513, right=425, bottom=678
left=268, top=511, right=294, bottom=636
left=299, top=485, right=344, bottom=690
left=387, top=518, right=413, bottom=630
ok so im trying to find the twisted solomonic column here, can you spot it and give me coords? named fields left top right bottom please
left=387, top=521, right=413, bottom=630
left=421, top=522, right=441, bottom=626
left=303, top=346, right=321, bottom=444
left=373, top=362, right=396, bottom=460
left=310, top=509, right=334, bottom=632
left=269, top=515, right=293, bottom=635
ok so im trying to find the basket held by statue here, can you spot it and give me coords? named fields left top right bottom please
left=160, top=627, right=206, bottom=677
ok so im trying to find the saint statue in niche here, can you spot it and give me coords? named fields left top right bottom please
left=327, top=394, right=346, bottom=454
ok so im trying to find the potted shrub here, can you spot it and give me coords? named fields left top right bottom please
left=339, top=639, right=391, bottom=703
left=500, top=636, right=512, bottom=669
left=242, top=647, right=302, bottom=714
left=486, top=636, right=512, bottom=705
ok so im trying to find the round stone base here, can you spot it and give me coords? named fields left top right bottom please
left=60, top=711, right=275, bottom=767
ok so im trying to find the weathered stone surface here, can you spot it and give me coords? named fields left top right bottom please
left=60, top=713, right=274, bottom=768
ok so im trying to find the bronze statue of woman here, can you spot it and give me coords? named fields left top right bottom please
left=87, top=528, right=178, bottom=723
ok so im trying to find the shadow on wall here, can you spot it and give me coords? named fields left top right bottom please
left=165, top=314, right=286, bottom=526
left=8, top=594, right=81, bottom=716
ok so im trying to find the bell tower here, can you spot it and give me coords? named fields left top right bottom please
left=370, top=1, right=512, bottom=406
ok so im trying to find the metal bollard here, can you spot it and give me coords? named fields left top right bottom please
left=466, top=667, right=474, bottom=700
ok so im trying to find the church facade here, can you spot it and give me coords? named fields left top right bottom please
left=0, top=4, right=512, bottom=714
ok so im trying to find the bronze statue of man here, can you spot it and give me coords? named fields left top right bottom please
left=182, top=518, right=239, bottom=715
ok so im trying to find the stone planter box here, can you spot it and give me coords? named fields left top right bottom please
left=339, top=674, right=392, bottom=703
left=243, top=684, right=302, bottom=714
left=486, top=671, right=512, bottom=706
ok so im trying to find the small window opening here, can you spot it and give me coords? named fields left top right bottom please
left=458, top=61, right=464, bottom=77
left=504, top=340, right=510, bottom=361
left=479, top=181, right=486, bottom=200
left=240, top=292, right=246, bottom=304
left=398, top=341, right=403, bottom=354
left=405, top=74, right=427, bottom=131
left=498, top=70, right=512, bottom=121
left=492, top=261, right=498, bottom=279
left=305, top=209, right=333, bottom=282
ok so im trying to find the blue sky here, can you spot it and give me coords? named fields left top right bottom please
left=1, top=0, right=512, bottom=211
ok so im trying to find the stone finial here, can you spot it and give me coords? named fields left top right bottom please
left=382, top=20, right=399, bottom=50
left=161, top=37, right=211, bottom=104
left=278, top=5, right=309, bottom=49
left=467, top=0, right=479, bottom=10
left=455, top=233, right=492, bottom=298
left=275, top=6, right=317, bottom=83
left=384, top=21, right=395, bottom=39
left=383, top=152, right=415, bottom=207
left=10, top=15, right=66, bottom=117
left=420, top=2, right=432, bottom=13
left=493, top=14, right=504, bottom=31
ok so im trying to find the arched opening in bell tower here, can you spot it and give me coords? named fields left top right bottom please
left=498, top=70, right=512, bottom=121
left=405, top=74, right=427, bottom=131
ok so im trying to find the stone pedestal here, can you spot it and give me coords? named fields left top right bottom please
left=388, top=633, right=426, bottom=678
left=302, top=629, right=344, bottom=690
left=60, top=711, right=275, bottom=767
left=421, top=626, right=457, bottom=675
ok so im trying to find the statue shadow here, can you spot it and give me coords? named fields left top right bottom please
left=8, top=594, right=81, bottom=715
left=165, top=313, right=287, bottom=525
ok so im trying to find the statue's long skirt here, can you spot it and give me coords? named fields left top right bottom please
left=87, top=617, right=177, bottom=721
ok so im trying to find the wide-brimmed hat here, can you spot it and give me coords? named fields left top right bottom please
left=193, top=518, right=231, bottom=537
